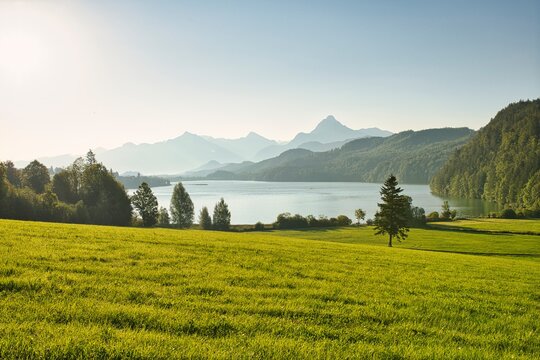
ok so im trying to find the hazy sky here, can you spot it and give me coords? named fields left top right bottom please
left=1, top=0, right=539, bottom=160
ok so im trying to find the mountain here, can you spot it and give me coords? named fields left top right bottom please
left=13, top=115, right=392, bottom=175
left=253, top=115, right=392, bottom=160
left=289, top=115, right=392, bottom=147
left=206, top=127, right=475, bottom=184
left=182, top=160, right=228, bottom=177
left=96, top=132, right=243, bottom=174
left=430, top=100, right=540, bottom=210
left=203, top=132, right=278, bottom=160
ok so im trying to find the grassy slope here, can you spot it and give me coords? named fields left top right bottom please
left=271, top=223, right=540, bottom=259
left=428, top=218, right=540, bottom=235
left=0, top=219, right=539, bottom=359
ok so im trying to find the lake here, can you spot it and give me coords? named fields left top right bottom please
left=130, top=181, right=498, bottom=224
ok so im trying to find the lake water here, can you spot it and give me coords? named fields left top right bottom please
left=130, top=181, right=498, bottom=224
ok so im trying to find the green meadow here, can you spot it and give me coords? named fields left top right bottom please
left=427, top=218, right=540, bottom=235
left=0, top=219, right=539, bottom=359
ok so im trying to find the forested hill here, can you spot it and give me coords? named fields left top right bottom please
left=430, top=99, right=540, bottom=210
left=206, top=127, right=475, bottom=184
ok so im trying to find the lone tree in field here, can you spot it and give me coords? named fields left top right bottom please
left=131, top=182, right=158, bottom=227
left=213, top=198, right=231, bottom=231
left=199, top=206, right=212, bottom=230
left=374, top=175, right=410, bottom=247
left=170, top=182, right=194, bottom=228
left=354, top=208, right=366, bottom=225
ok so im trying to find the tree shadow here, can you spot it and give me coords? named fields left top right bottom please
left=425, top=224, right=540, bottom=236
left=404, top=247, right=540, bottom=258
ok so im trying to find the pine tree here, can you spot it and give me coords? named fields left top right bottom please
left=131, top=182, right=158, bottom=227
left=85, top=150, right=97, bottom=166
left=213, top=198, right=231, bottom=231
left=374, top=175, right=410, bottom=247
left=170, top=182, right=194, bottom=228
left=198, top=206, right=212, bottom=230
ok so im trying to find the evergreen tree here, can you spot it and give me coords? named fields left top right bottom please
left=199, top=206, right=212, bottom=230
left=213, top=198, right=231, bottom=231
left=441, top=201, right=451, bottom=219
left=131, top=182, right=158, bottom=227
left=86, top=150, right=97, bottom=166
left=374, top=175, right=410, bottom=247
left=170, top=182, right=194, bottom=228
left=157, top=207, right=170, bottom=226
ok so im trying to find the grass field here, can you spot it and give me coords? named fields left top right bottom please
left=0, top=219, right=539, bottom=359
left=270, top=224, right=540, bottom=259
left=427, top=218, right=540, bottom=235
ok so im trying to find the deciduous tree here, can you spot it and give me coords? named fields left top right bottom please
left=170, top=182, right=194, bottom=228
left=131, top=182, right=158, bottom=227
left=22, top=160, right=50, bottom=193
left=198, top=206, right=212, bottom=230
left=354, top=208, right=366, bottom=225
left=157, top=207, right=170, bottom=226
left=213, top=198, right=231, bottom=231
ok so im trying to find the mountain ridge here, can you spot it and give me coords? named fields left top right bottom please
left=14, top=116, right=391, bottom=174
left=205, top=127, right=475, bottom=184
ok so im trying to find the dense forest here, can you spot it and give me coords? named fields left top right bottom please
left=206, top=128, right=475, bottom=184
left=0, top=153, right=132, bottom=225
left=430, top=100, right=539, bottom=211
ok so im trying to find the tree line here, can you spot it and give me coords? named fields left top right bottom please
left=0, top=151, right=231, bottom=229
left=131, top=181, right=231, bottom=230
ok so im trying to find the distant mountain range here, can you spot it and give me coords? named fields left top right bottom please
left=203, top=127, right=476, bottom=184
left=15, top=116, right=392, bottom=174
left=252, top=116, right=392, bottom=160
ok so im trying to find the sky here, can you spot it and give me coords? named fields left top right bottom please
left=1, top=0, right=539, bottom=160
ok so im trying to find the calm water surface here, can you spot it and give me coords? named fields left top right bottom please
left=131, top=181, right=498, bottom=224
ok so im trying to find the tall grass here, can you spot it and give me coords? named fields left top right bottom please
left=0, top=219, right=538, bottom=359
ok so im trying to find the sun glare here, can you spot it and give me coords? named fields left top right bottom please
left=0, top=29, right=45, bottom=77
left=0, top=1, right=76, bottom=81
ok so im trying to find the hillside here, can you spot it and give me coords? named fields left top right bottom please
left=430, top=99, right=540, bottom=209
left=0, top=219, right=538, bottom=358
left=209, top=128, right=475, bottom=184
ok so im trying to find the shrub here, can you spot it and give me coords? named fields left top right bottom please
left=273, top=213, right=308, bottom=229
left=254, top=222, right=265, bottom=231
left=427, top=211, right=439, bottom=220
left=500, top=208, right=517, bottom=219
left=336, top=215, right=352, bottom=226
